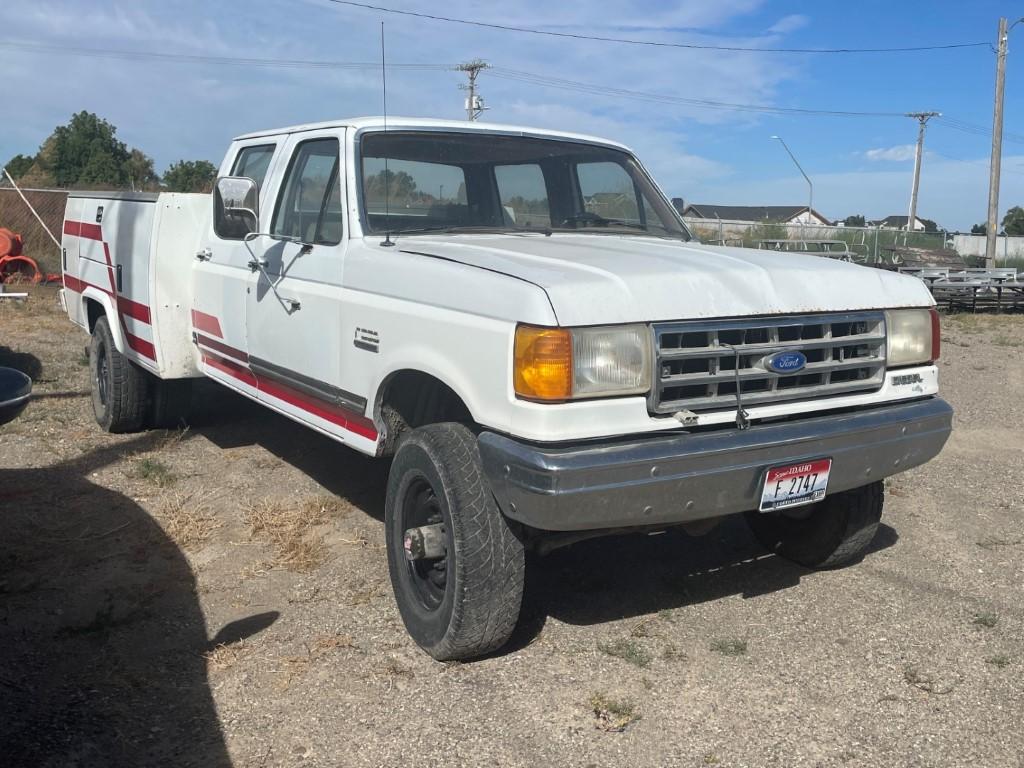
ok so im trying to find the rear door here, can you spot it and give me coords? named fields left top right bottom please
left=244, top=129, right=370, bottom=442
left=192, top=140, right=281, bottom=392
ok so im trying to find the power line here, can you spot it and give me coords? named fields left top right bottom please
left=935, top=116, right=1024, bottom=146
left=488, top=67, right=910, bottom=117
left=320, top=0, right=989, bottom=54
left=0, top=39, right=451, bottom=71
left=0, top=39, right=920, bottom=119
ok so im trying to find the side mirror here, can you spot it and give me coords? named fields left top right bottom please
left=214, top=176, right=259, bottom=239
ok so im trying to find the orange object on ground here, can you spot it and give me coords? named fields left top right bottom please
left=0, top=228, right=24, bottom=258
left=0, top=254, right=42, bottom=283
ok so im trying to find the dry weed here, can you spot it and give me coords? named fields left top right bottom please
left=244, top=495, right=344, bottom=572
left=590, top=692, right=640, bottom=732
left=160, top=493, right=222, bottom=551
left=204, top=641, right=252, bottom=672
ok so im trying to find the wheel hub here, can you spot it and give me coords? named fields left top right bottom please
left=399, top=478, right=449, bottom=611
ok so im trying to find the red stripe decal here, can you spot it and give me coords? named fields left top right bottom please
left=195, top=333, right=248, bottom=363
left=118, top=296, right=151, bottom=324
left=65, top=276, right=152, bottom=326
left=203, top=352, right=259, bottom=388
left=200, top=349, right=378, bottom=441
left=63, top=220, right=103, bottom=241
left=126, top=332, right=156, bottom=360
left=259, top=377, right=379, bottom=440
left=63, top=274, right=87, bottom=293
left=191, top=309, right=224, bottom=338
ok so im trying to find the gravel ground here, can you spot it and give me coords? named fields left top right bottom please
left=1, top=288, right=1022, bottom=768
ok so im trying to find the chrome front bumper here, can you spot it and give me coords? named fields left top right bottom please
left=478, top=398, right=953, bottom=532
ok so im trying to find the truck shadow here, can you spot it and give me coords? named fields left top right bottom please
left=184, top=384, right=900, bottom=646
left=0, top=433, right=276, bottom=767
left=522, top=517, right=899, bottom=631
left=190, top=380, right=389, bottom=521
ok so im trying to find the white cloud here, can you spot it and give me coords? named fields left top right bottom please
left=864, top=145, right=918, bottom=162
left=768, top=14, right=809, bottom=35
left=0, top=0, right=806, bottom=192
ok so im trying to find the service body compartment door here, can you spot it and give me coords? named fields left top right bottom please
left=244, top=129, right=374, bottom=449
left=64, top=193, right=160, bottom=370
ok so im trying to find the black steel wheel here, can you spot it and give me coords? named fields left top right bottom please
left=399, top=474, right=450, bottom=612
left=385, top=422, right=525, bottom=661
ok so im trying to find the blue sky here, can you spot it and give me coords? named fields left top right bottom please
left=2, top=0, right=1022, bottom=230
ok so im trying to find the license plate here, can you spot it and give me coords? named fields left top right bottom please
left=759, top=458, right=832, bottom=512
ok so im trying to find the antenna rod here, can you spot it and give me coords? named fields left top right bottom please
left=380, top=21, right=394, bottom=246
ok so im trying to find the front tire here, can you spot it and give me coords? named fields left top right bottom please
left=385, top=423, right=525, bottom=661
left=744, top=481, right=884, bottom=569
left=89, top=316, right=147, bottom=433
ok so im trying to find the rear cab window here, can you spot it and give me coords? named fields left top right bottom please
left=231, top=144, right=276, bottom=189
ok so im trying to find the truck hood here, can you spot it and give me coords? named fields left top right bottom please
left=395, top=233, right=933, bottom=326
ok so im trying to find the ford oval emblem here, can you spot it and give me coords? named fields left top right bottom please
left=764, top=350, right=807, bottom=374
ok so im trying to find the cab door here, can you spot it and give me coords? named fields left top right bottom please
left=244, top=130, right=367, bottom=442
left=192, top=140, right=281, bottom=391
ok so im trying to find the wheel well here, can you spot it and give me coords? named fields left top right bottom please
left=84, top=298, right=105, bottom=332
left=378, top=370, right=473, bottom=456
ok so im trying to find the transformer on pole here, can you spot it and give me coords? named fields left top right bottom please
left=457, top=59, right=490, bottom=121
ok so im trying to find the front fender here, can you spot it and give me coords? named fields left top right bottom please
left=80, top=288, right=128, bottom=355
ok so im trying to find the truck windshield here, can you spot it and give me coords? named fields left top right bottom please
left=358, top=131, right=689, bottom=239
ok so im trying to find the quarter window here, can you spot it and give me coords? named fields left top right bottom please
left=272, top=138, right=342, bottom=246
left=231, top=144, right=276, bottom=189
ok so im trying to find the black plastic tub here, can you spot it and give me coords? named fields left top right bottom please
left=0, top=367, right=32, bottom=426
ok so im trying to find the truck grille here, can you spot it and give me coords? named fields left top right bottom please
left=650, top=312, right=886, bottom=414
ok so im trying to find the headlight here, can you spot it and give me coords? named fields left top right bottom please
left=886, top=308, right=940, bottom=367
left=514, top=324, right=651, bottom=401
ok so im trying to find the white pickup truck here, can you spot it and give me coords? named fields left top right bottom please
left=60, top=117, right=952, bottom=660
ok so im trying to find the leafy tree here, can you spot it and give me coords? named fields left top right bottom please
left=48, top=111, right=130, bottom=187
left=971, top=222, right=987, bottom=235
left=921, top=218, right=939, bottom=233
left=842, top=214, right=865, bottom=227
left=2, top=153, right=35, bottom=181
left=1002, top=206, right=1024, bottom=236
left=125, top=149, right=159, bottom=191
left=363, top=169, right=419, bottom=203
left=162, top=160, right=217, bottom=193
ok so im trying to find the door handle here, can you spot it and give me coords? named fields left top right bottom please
left=248, top=258, right=268, bottom=272
left=195, top=248, right=212, bottom=261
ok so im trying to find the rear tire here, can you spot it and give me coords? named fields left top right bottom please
left=385, top=423, right=525, bottom=661
left=744, top=481, right=884, bottom=569
left=147, top=376, right=193, bottom=429
left=89, top=316, right=147, bottom=433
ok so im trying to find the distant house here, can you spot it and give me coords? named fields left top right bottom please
left=869, top=215, right=928, bottom=231
left=675, top=201, right=831, bottom=226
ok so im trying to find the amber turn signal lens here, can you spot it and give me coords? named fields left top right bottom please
left=514, top=325, right=572, bottom=401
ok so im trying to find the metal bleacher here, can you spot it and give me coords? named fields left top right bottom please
left=898, top=267, right=1024, bottom=312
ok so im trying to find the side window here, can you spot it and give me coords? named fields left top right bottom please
left=577, top=161, right=641, bottom=223
left=271, top=138, right=342, bottom=246
left=495, top=164, right=550, bottom=227
left=230, top=144, right=275, bottom=189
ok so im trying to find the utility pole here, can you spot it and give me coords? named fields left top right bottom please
left=985, top=18, right=1011, bottom=268
left=906, top=112, right=940, bottom=237
left=457, top=59, right=489, bottom=121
